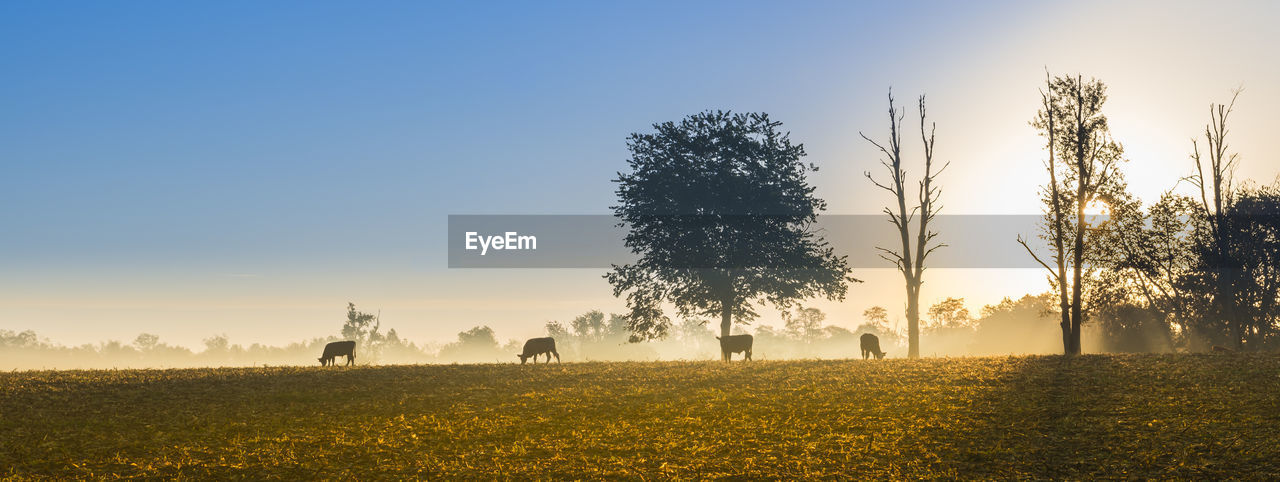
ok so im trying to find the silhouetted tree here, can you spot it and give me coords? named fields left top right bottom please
left=1019, top=72, right=1073, bottom=354
left=862, top=306, right=889, bottom=331
left=782, top=306, right=826, bottom=344
left=438, top=325, right=502, bottom=361
left=925, top=297, right=974, bottom=332
left=1187, top=89, right=1248, bottom=348
left=340, top=302, right=385, bottom=361
left=341, top=302, right=381, bottom=344
left=1091, top=192, right=1200, bottom=349
left=1019, top=73, right=1126, bottom=355
left=967, top=293, right=1060, bottom=355
left=674, top=318, right=714, bottom=341
left=132, top=333, right=160, bottom=351
left=861, top=91, right=948, bottom=358
left=203, top=334, right=230, bottom=353
left=1183, top=186, right=1280, bottom=349
left=456, top=326, right=498, bottom=346
left=545, top=310, right=634, bottom=360
left=0, top=330, right=40, bottom=348
left=608, top=111, right=856, bottom=340
left=570, top=310, right=608, bottom=343
left=545, top=320, right=570, bottom=339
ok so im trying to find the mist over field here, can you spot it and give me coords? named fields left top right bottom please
left=2, top=293, right=1147, bottom=371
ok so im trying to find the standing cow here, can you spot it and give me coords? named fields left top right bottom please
left=319, top=340, right=357, bottom=366
left=518, top=337, right=560, bottom=364
left=860, top=333, right=886, bottom=360
left=716, top=335, right=753, bottom=361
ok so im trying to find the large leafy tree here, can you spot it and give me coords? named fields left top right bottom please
left=1185, top=187, right=1280, bottom=348
left=1090, top=192, right=1201, bottom=350
left=607, top=111, right=856, bottom=340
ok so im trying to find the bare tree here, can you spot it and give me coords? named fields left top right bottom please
left=861, top=90, right=948, bottom=359
left=1186, top=89, right=1244, bottom=348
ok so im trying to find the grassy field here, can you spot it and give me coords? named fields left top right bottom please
left=2, top=355, right=1279, bottom=479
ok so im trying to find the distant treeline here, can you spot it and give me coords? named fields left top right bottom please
left=1, top=293, right=1145, bottom=370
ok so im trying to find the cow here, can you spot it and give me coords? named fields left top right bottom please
left=716, top=334, right=753, bottom=361
left=318, top=340, right=356, bottom=366
left=518, top=337, right=560, bottom=364
left=860, top=333, right=886, bottom=360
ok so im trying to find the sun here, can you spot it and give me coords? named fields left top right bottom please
left=1084, top=199, right=1111, bottom=216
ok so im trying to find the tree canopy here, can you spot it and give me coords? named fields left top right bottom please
left=607, top=111, right=856, bottom=340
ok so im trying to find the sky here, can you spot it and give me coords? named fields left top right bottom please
left=2, top=1, right=1278, bottom=350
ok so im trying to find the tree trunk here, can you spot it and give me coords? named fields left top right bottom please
left=1047, top=73, right=1071, bottom=355
left=719, top=288, right=733, bottom=338
left=1058, top=278, right=1071, bottom=352
left=1068, top=76, right=1087, bottom=356
left=1218, top=249, right=1242, bottom=349
left=719, top=304, right=732, bottom=338
left=1060, top=316, right=1071, bottom=353
left=1070, top=204, right=1086, bottom=356
left=906, top=281, right=920, bottom=358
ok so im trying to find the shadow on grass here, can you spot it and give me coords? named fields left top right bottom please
left=967, top=354, right=1280, bottom=479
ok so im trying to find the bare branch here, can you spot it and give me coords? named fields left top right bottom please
left=1017, top=235, right=1060, bottom=280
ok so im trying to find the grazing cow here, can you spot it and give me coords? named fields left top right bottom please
left=1211, top=345, right=1235, bottom=353
left=318, top=340, right=356, bottom=366
left=716, top=335, right=753, bottom=361
left=518, top=337, right=560, bottom=364
left=860, top=333, right=886, bottom=360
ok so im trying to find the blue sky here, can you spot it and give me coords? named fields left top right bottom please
left=2, top=1, right=1278, bottom=348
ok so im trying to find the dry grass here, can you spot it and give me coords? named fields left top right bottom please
left=2, top=355, right=1279, bottom=479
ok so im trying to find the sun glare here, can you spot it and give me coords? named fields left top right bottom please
left=1084, top=200, right=1111, bottom=216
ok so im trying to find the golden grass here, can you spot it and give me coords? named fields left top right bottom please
left=2, top=355, right=1279, bottom=479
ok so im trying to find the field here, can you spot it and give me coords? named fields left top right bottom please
left=3, top=355, right=1279, bottom=479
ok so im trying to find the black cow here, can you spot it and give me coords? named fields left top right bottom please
left=716, top=335, right=753, bottom=361
left=518, top=337, right=560, bottom=364
left=860, top=333, right=886, bottom=360
left=319, top=340, right=356, bottom=366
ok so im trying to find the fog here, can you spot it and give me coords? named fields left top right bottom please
left=1, top=292, right=1176, bottom=371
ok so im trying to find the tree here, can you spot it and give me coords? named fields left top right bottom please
left=341, top=302, right=381, bottom=343
left=570, top=310, right=608, bottom=343
left=0, top=330, right=40, bottom=348
left=456, top=326, right=498, bottom=346
left=545, top=320, right=570, bottom=339
left=1187, top=89, right=1247, bottom=348
left=1019, top=73, right=1126, bottom=355
left=783, top=306, right=826, bottom=343
left=1199, top=187, right=1280, bottom=348
left=607, top=111, right=857, bottom=341
left=340, top=302, right=388, bottom=363
left=133, top=333, right=160, bottom=351
left=1092, top=192, right=1200, bottom=348
left=674, top=318, right=715, bottom=342
left=438, top=325, right=503, bottom=362
left=203, top=334, right=230, bottom=353
left=925, top=297, right=973, bottom=332
left=968, top=293, right=1060, bottom=355
left=861, top=91, right=948, bottom=358
left=862, top=306, right=890, bottom=331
